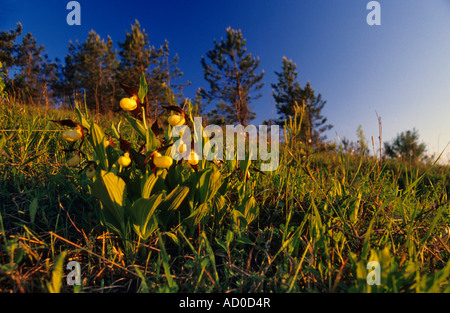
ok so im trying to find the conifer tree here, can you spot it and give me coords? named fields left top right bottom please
left=63, top=30, right=119, bottom=113
left=117, top=20, right=187, bottom=119
left=272, top=57, right=332, bottom=144
left=0, top=23, right=22, bottom=74
left=201, top=27, right=264, bottom=126
left=0, top=24, right=58, bottom=106
left=13, top=32, right=45, bottom=103
left=117, top=20, right=152, bottom=89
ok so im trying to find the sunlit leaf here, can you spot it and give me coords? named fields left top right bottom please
left=138, top=73, right=148, bottom=104
left=47, top=251, right=67, bottom=293
left=131, top=194, right=163, bottom=240
left=90, top=123, right=109, bottom=170
left=91, top=170, right=127, bottom=235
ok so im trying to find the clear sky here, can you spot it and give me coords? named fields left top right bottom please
left=2, top=0, right=450, bottom=162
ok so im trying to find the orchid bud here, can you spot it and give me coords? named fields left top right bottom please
left=68, top=153, right=81, bottom=167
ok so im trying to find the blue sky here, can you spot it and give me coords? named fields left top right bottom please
left=2, top=0, right=450, bottom=161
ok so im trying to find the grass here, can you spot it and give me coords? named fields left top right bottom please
left=0, top=99, right=449, bottom=293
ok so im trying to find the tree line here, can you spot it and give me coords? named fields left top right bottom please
left=0, top=20, right=333, bottom=144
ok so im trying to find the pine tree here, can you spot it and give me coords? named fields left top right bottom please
left=62, top=30, right=119, bottom=113
left=1, top=23, right=60, bottom=106
left=200, top=27, right=264, bottom=126
left=146, top=40, right=188, bottom=118
left=13, top=32, right=45, bottom=103
left=0, top=23, right=22, bottom=74
left=117, top=20, right=152, bottom=89
left=302, top=82, right=332, bottom=144
left=117, top=20, right=188, bottom=119
left=272, top=57, right=332, bottom=144
left=271, top=57, right=302, bottom=123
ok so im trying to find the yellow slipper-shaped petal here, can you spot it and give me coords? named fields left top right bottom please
left=62, top=126, right=83, bottom=142
left=68, top=153, right=81, bottom=167
left=120, top=97, right=138, bottom=111
left=153, top=153, right=173, bottom=168
left=168, top=114, right=185, bottom=126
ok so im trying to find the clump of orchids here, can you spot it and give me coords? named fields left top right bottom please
left=50, top=74, right=256, bottom=244
left=51, top=76, right=202, bottom=180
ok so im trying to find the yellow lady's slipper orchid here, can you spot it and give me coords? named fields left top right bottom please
left=68, top=153, right=81, bottom=167
left=62, top=125, right=83, bottom=142
left=188, top=150, right=199, bottom=166
left=120, top=97, right=138, bottom=111
left=86, top=168, right=96, bottom=179
left=153, top=153, right=173, bottom=168
left=86, top=167, right=96, bottom=179
left=118, top=152, right=132, bottom=167
left=85, top=162, right=97, bottom=179
left=168, top=114, right=185, bottom=126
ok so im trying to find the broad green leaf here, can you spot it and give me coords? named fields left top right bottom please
left=146, top=126, right=158, bottom=155
left=138, top=73, right=148, bottom=104
left=215, top=238, right=227, bottom=252
left=239, top=150, right=253, bottom=182
left=165, top=231, right=179, bottom=246
left=166, top=162, right=185, bottom=191
left=233, top=195, right=259, bottom=227
left=235, top=235, right=254, bottom=245
left=232, top=209, right=247, bottom=227
left=161, top=185, right=190, bottom=212
left=122, top=112, right=146, bottom=140
left=92, top=170, right=127, bottom=235
left=212, top=194, right=227, bottom=214
left=142, top=174, right=158, bottom=198
left=90, top=123, right=109, bottom=170
left=205, top=167, right=222, bottom=202
left=217, top=174, right=230, bottom=195
left=158, top=185, right=190, bottom=227
left=242, top=196, right=259, bottom=225
left=131, top=194, right=163, bottom=240
left=196, top=169, right=212, bottom=203
left=195, top=167, right=222, bottom=204
left=47, top=251, right=67, bottom=293
left=186, top=202, right=209, bottom=225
